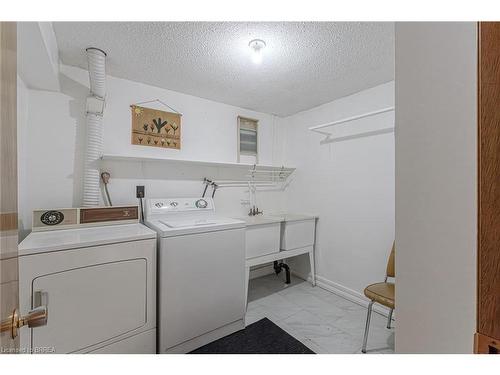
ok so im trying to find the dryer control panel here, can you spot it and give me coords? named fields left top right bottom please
left=32, top=206, right=139, bottom=231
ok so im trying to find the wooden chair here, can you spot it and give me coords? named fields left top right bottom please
left=361, top=242, right=395, bottom=353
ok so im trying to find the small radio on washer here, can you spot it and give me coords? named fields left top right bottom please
left=32, top=206, right=139, bottom=232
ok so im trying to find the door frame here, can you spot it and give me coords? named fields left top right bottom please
left=475, top=21, right=500, bottom=354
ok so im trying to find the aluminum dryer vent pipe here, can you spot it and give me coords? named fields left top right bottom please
left=82, top=47, right=107, bottom=207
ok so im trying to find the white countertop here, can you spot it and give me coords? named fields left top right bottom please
left=236, top=213, right=317, bottom=227
left=237, top=216, right=283, bottom=226
left=19, top=223, right=157, bottom=256
left=269, top=213, right=318, bottom=222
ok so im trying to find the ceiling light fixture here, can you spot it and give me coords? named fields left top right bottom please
left=248, top=39, right=266, bottom=64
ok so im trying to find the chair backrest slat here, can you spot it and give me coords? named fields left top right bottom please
left=386, top=242, right=395, bottom=278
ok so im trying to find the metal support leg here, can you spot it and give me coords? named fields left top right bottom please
left=362, top=301, right=374, bottom=353
left=387, top=308, right=393, bottom=329
left=244, top=265, right=250, bottom=310
left=308, top=249, right=316, bottom=286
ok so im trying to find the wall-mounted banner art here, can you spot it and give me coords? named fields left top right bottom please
left=131, top=104, right=181, bottom=149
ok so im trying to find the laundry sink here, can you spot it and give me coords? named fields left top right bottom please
left=267, top=214, right=317, bottom=251
left=238, top=216, right=282, bottom=260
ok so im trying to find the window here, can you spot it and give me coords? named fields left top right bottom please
left=237, top=116, right=258, bottom=164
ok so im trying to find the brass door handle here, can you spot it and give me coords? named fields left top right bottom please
left=0, top=306, right=48, bottom=339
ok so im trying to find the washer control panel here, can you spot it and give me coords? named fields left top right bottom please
left=148, top=198, right=214, bottom=214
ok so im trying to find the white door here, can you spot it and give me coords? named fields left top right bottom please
left=159, top=228, right=245, bottom=351
left=31, top=260, right=147, bottom=353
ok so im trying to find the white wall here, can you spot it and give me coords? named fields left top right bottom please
left=17, top=22, right=60, bottom=91
left=395, top=23, right=477, bottom=353
left=19, top=49, right=397, bottom=301
left=18, top=64, right=286, bottom=235
left=281, top=82, right=395, bottom=305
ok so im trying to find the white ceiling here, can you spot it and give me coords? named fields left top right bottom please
left=53, top=22, right=394, bottom=117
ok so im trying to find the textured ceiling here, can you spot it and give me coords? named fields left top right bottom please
left=53, top=22, right=394, bottom=117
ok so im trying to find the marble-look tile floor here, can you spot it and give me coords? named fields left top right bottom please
left=246, top=274, right=394, bottom=354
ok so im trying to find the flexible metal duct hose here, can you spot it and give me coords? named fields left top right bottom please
left=86, top=48, right=106, bottom=98
left=82, top=113, right=103, bottom=206
left=82, top=48, right=106, bottom=207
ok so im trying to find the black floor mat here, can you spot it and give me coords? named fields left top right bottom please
left=189, top=318, right=315, bottom=354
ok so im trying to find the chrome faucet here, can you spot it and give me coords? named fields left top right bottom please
left=248, top=206, right=263, bottom=216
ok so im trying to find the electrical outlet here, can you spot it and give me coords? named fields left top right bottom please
left=136, top=185, right=145, bottom=199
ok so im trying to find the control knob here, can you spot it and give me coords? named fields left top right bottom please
left=195, top=199, right=208, bottom=208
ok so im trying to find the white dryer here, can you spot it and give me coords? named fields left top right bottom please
left=18, top=223, right=157, bottom=354
left=145, top=197, right=246, bottom=354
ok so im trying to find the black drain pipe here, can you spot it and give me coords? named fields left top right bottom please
left=273, top=261, right=291, bottom=284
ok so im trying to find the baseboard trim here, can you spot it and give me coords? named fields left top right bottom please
left=291, top=271, right=393, bottom=319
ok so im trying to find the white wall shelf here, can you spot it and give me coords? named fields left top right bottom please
left=99, top=154, right=295, bottom=184
left=309, top=107, right=395, bottom=144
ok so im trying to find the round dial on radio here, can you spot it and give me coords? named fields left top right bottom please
left=195, top=199, right=208, bottom=208
left=40, top=210, right=65, bottom=226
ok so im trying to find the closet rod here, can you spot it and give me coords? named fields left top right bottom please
left=308, top=107, right=394, bottom=132
left=319, top=126, right=394, bottom=145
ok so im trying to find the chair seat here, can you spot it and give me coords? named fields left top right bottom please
left=364, top=282, right=395, bottom=309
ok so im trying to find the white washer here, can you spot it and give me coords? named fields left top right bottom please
left=145, top=197, right=246, bottom=354
left=18, top=223, right=157, bottom=354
